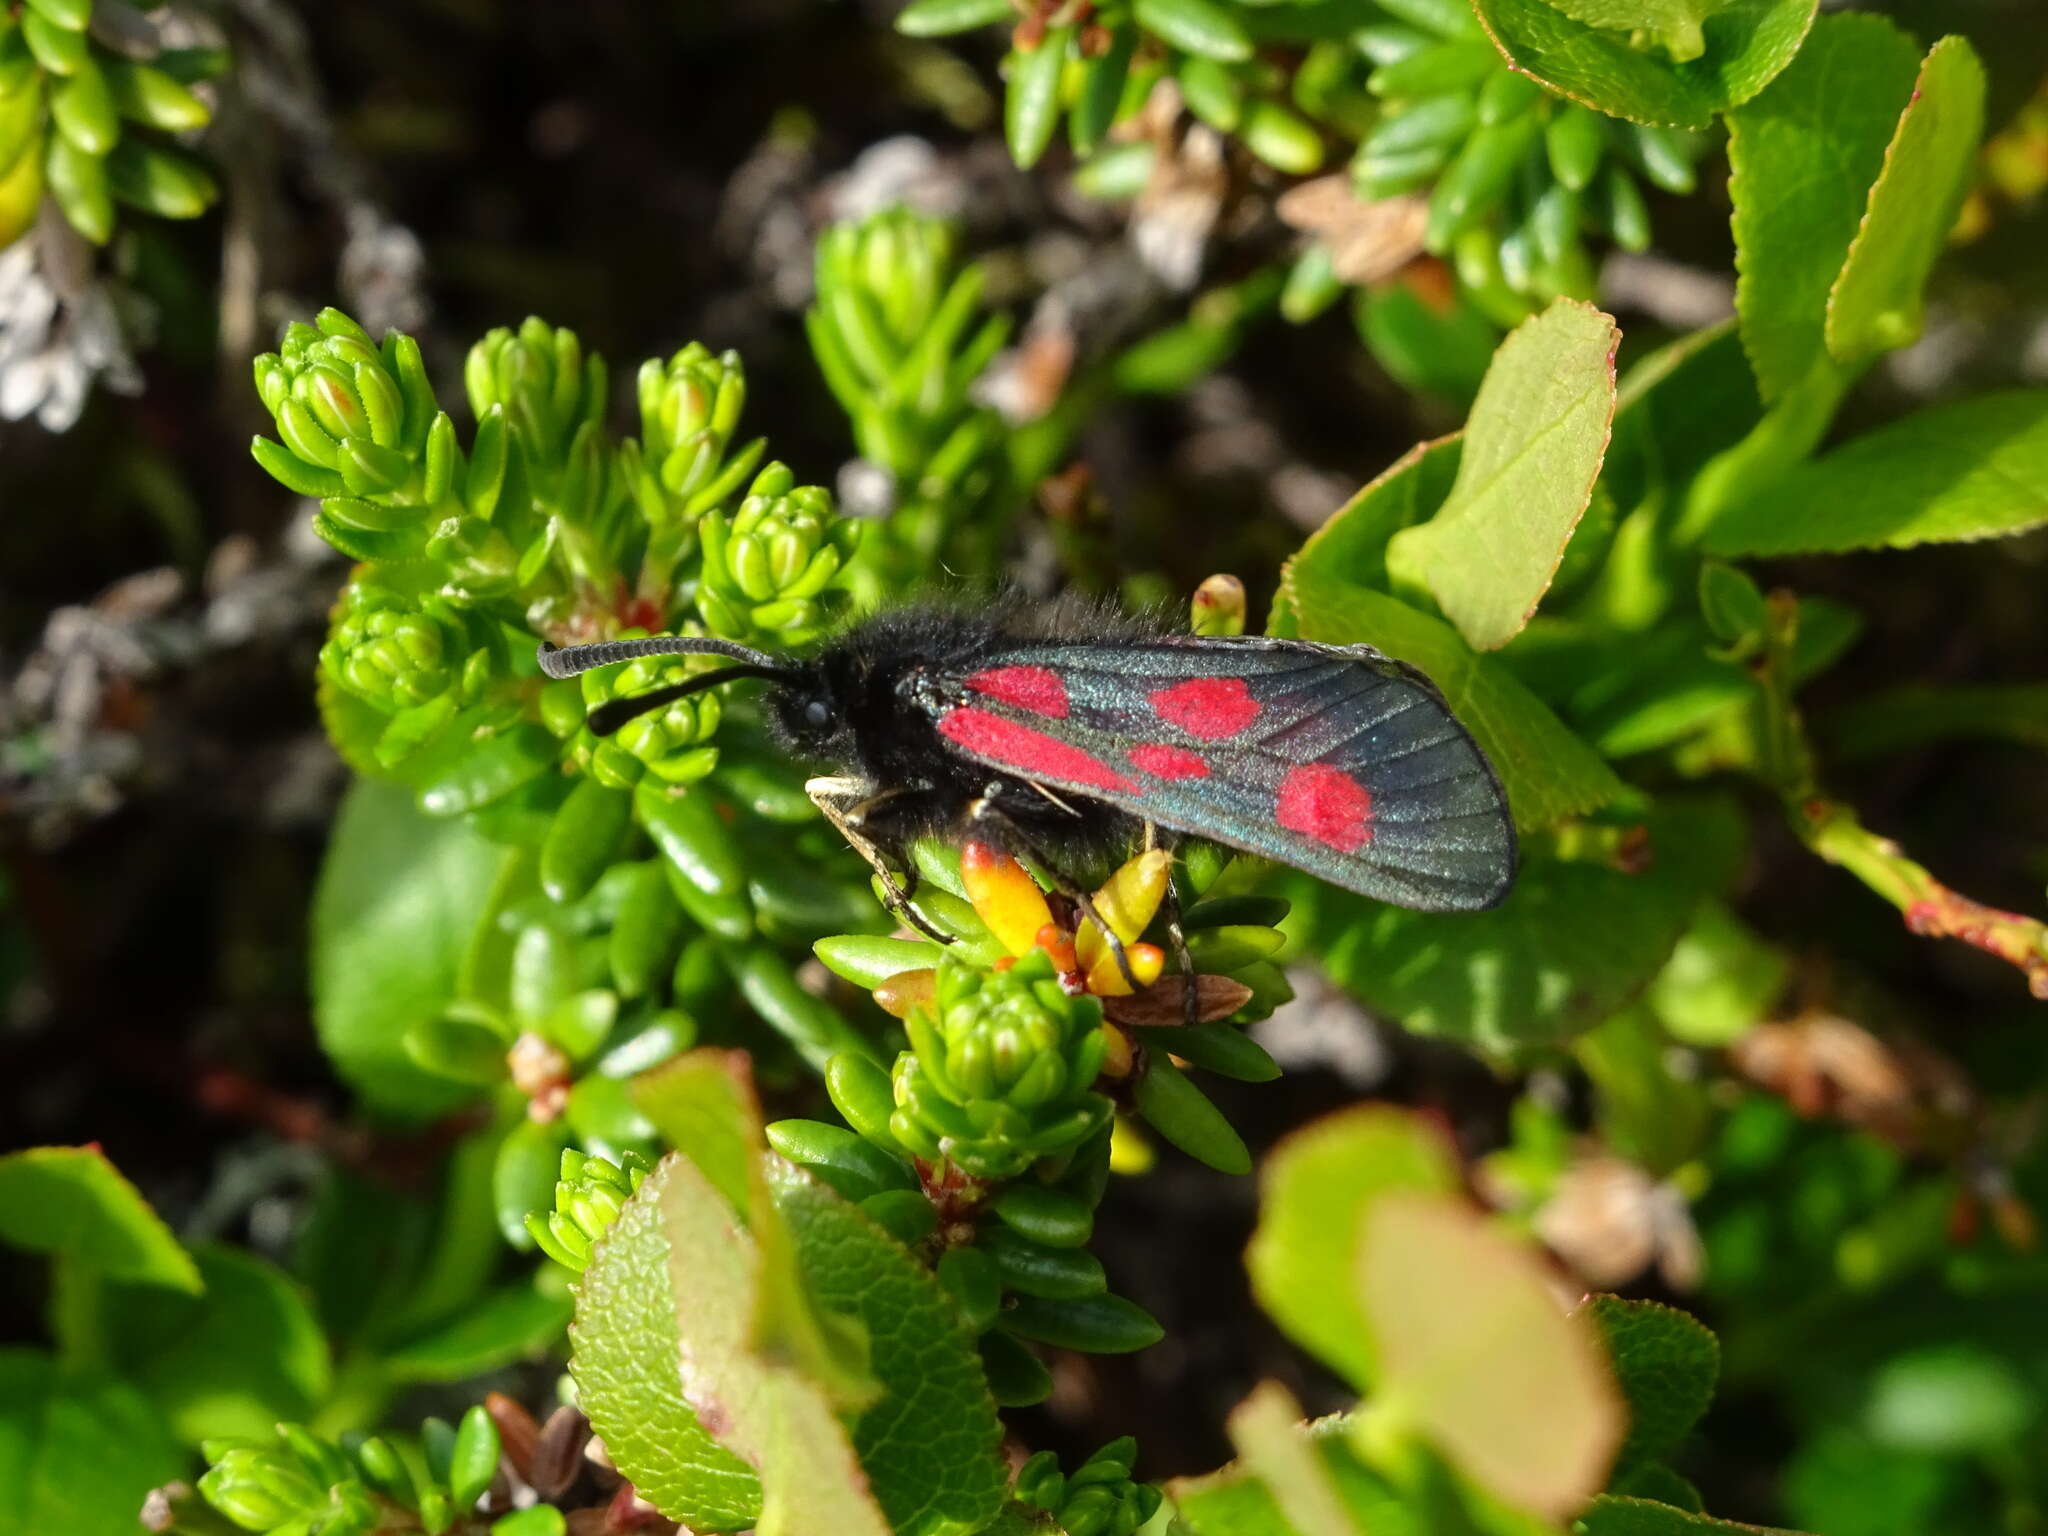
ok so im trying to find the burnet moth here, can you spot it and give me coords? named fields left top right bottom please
left=538, top=602, right=1516, bottom=998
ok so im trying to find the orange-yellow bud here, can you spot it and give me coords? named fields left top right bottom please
left=1085, top=940, right=1165, bottom=997
left=960, top=840, right=1055, bottom=957
left=1076, top=848, right=1171, bottom=972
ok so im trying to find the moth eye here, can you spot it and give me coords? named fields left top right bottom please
left=802, top=698, right=832, bottom=730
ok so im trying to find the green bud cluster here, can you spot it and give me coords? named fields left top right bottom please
left=323, top=583, right=489, bottom=714
left=1014, top=1439, right=1163, bottom=1536
left=628, top=342, right=768, bottom=527
left=892, top=951, right=1112, bottom=1181
left=697, top=464, right=861, bottom=646
left=199, top=1409, right=500, bottom=1536
left=1348, top=0, right=1702, bottom=314
left=778, top=1040, right=1160, bottom=1407
left=466, top=316, right=608, bottom=485
left=526, top=1147, right=653, bottom=1272
left=0, top=0, right=222, bottom=249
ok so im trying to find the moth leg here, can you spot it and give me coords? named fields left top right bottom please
left=1157, top=848, right=1199, bottom=1026
left=966, top=789, right=1140, bottom=991
left=806, top=776, right=954, bottom=947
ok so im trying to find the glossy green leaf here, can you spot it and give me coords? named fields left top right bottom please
left=313, top=781, right=508, bottom=1118
left=1472, top=0, right=1816, bottom=128
left=1386, top=300, right=1618, bottom=650
left=1358, top=1193, right=1622, bottom=1519
left=1725, top=13, right=1919, bottom=401
left=1585, top=1296, right=1720, bottom=1478
left=1132, top=1058, right=1251, bottom=1174
left=895, top=0, right=1012, bottom=35
left=1245, top=1106, right=1459, bottom=1390
left=0, top=1146, right=199, bottom=1291
left=1290, top=797, right=1743, bottom=1049
left=1004, top=30, right=1067, bottom=171
left=0, top=1350, right=184, bottom=1536
left=1134, top=0, right=1253, bottom=62
left=1825, top=37, right=1986, bottom=367
left=1702, top=391, right=2048, bottom=554
left=813, top=933, right=943, bottom=988
left=102, top=1244, right=330, bottom=1443
left=539, top=777, right=632, bottom=904
left=1279, top=574, right=1623, bottom=830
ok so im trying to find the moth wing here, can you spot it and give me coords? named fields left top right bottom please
left=920, top=636, right=1516, bottom=912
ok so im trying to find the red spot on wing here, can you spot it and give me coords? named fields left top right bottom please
left=939, top=706, right=1139, bottom=793
left=966, top=665, right=1069, bottom=718
left=1151, top=676, right=1261, bottom=740
left=1276, top=764, right=1374, bottom=852
left=1128, top=743, right=1210, bottom=780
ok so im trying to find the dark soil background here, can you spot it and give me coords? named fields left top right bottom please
left=4, top=0, right=2047, bottom=1515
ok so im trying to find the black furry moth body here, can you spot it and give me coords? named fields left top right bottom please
left=539, top=605, right=1518, bottom=928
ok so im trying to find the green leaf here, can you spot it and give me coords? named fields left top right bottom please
left=1134, top=0, right=1253, bottom=63
left=0, top=1350, right=185, bottom=1536
left=0, top=1146, right=199, bottom=1292
left=1357, top=1193, right=1622, bottom=1520
left=1471, top=0, right=1816, bottom=128
left=1725, top=13, right=1920, bottom=402
left=313, top=781, right=509, bottom=1119
left=382, top=1276, right=575, bottom=1382
left=1288, top=433, right=1464, bottom=596
left=1170, top=1416, right=1404, bottom=1536
left=1280, top=575, right=1623, bottom=830
left=773, top=1161, right=1009, bottom=1536
left=895, top=0, right=1013, bottom=35
left=1132, top=1057, right=1251, bottom=1174
left=1245, top=1106, right=1459, bottom=1390
left=1820, top=682, right=2048, bottom=762
left=1645, top=898, right=1787, bottom=1046
left=1537, top=0, right=1736, bottom=62
left=814, top=933, right=943, bottom=988
left=101, top=1244, right=330, bottom=1443
left=1578, top=1496, right=1811, bottom=1534
left=1386, top=300, right=1619, bottom=650
left=571, top=1156, right=765, bottom=1532
left=1583, top=1296, right=1720, bottom=1478
left=1291, top=797, right=1744, bottom=1049
left=1004, top=31, right=1068, bottom=170
left=1825, top=37, right=1987, bottom=366
left=1864, top=1344, right=2034, bottom=1455
left=1576, top=1006, right=1712, bottom=1175
left=1223, top=1382, right=1365, bottom=1536
left=1702, top=391, right=2048, bottom=554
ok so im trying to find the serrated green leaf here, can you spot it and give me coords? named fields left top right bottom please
left=1578, top=1496, right=1811, bottom=1534
left=1702, top=390, right=2048, bottom=554
left=1279, top=575, right=1623, bottom=830
left=1583, top=1296, right=1720, bottom=1478
left=1472, top=0, right=1816, bottom=128
left=1288, top=433, right=1464, bottom=596
left=1387, top=300, right=1618, bottom=650
left=1358, top=1193, right=1622, bottom=1519
left=0, top=1146, right=200, bottom=1292
left=1825, top=37, right=1986, bottom=366
left=1246, top=1106, right=1459, bottom=1390
left=312, top=781, right=509, bottom=1119
left=101, top=1244, right=330, bottom=1443
left=1290, top=797, right=1743, bottom=1049
left=772, top=1162, right=1008, bottom=1536
left=0, top=1350, right=185, bottom=1536
left=570, top=1157, right=765, bottom=1531
left=1725, top=13, right=1920, bottom=402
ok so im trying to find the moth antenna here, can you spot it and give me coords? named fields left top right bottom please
left=536, top=635, right=786, bottom=679
left=586, top=664, right=791, bottom=736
